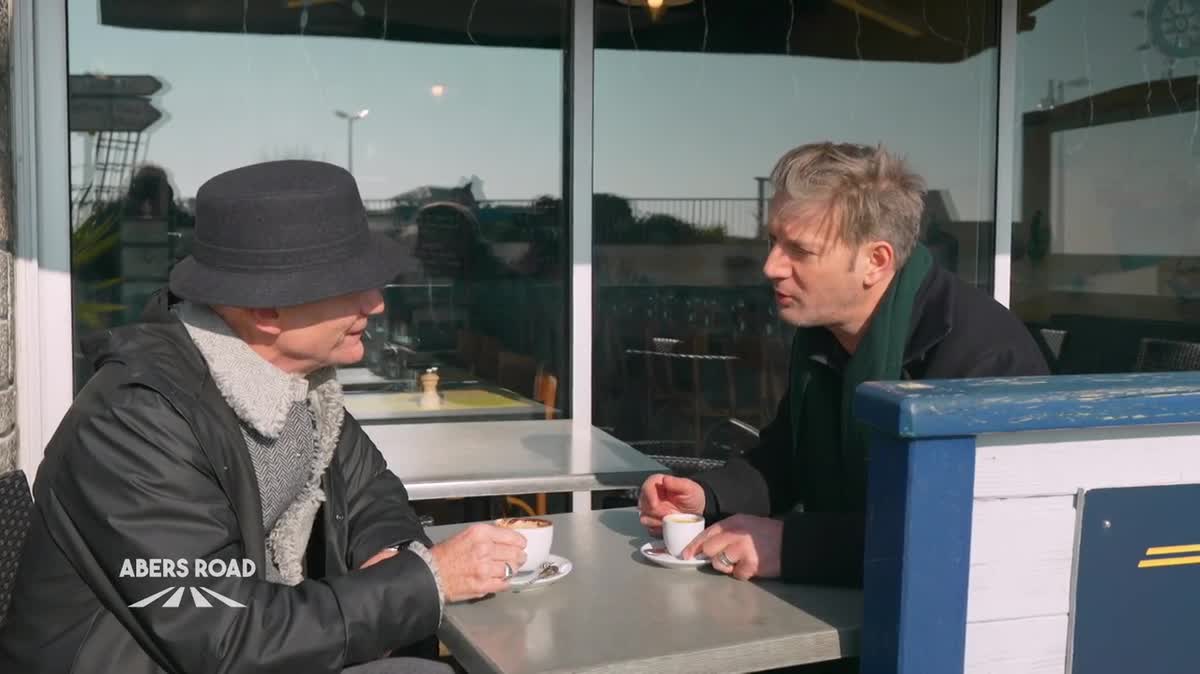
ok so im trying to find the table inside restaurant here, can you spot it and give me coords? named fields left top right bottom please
left=427, top=508, right=861, bottom=674
left=340, top=367, right=547, bottom=423
left=364, top=420, right=667, bottom=501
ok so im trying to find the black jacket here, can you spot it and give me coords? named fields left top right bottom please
left=695, top=264, right=1049, bottom=586
left=0, top=300, right=440, bottom=673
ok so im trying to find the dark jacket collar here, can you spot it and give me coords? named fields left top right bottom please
left=903, top=263, right=955, bottom=366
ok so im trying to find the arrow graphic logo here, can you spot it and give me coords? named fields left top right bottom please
left=129, top=586, right=246, bottom=609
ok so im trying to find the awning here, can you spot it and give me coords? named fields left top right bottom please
left=98, top=0, right=1053, bottom=64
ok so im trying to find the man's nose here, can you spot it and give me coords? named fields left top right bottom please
left=763, top=245, right=788, bottom=281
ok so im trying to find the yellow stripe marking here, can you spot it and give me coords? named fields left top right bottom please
left=1139, top=555, right=1200, bottom=569
left=1145, top=544, right=1200, bottom=556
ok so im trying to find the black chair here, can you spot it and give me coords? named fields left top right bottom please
left=1039, top=328, right=1068, bottom=362
left=0, top=470, right=32, bottom=626
left=1134, top=338, right=1200, bottom=372
left=599, top=418, right=761, bottom=510
left=1026, top=323, right=1070, bottom=374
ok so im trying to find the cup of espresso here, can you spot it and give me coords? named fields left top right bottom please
left=494, top=517, right=554, bottom=573
left=662, top=513, right=705, bottom=559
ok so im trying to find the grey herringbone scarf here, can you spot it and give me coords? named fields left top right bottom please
left=175, top=302, right=343, bottom=585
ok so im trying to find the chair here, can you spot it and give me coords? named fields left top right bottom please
left=1028, top=326, right=1070, bottom=373
left=476, top=335, right=500, bottom=381
left=630, top=336, right=741, bottom=449
left=635, top=418, right=760, bottom=478
left=0, top=470, right=32, bottom=625
left=455, top=329, right=479, bottom=373
left=504, top=368, right=560, bottom=517
left=1039, top=328, right=1069, bottom=362
left=602, top=419, right=760, bottom=509
left=534, top=369, right=559, bottom=421
left=1134, top=338, right=1200, bottom=372
left=497, top=351, right=538, bottom=399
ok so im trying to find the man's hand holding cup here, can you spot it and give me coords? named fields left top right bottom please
left=637, top=473, right=706, bottom=537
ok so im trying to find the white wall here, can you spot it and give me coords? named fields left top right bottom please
left=963, top=423, right=1200, bottom=673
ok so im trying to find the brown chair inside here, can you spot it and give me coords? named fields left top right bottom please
left=476, top=335, right=500, bottom=381
left=497, top=351, right=538, bottom=399
left=504, top=367, right=559, bottom=517
left=455, top=329, right=479, bottom=373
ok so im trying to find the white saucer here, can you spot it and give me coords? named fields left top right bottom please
left=639, top=542, right=710, bottom=569
left=508, top=554, right=572, bottom=592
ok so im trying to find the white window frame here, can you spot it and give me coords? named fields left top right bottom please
left=13, top=0, right=74, bottom=478
left=13, top=0, right=1018, bottom=483
left=992, top=0, right=1019, bottom=307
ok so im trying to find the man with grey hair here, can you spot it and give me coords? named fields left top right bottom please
left=0, top=161, right=528, bottom=674
left=638, top=142, right=1047, bottom=589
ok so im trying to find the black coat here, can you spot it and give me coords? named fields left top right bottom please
left=695, top=264, right=1050, bottom=586
left=0, top=302, right=440, bottom=673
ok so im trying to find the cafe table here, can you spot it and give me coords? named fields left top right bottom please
left=345, top=385, right=546, bottom=423
left=364, top=420, right=666, bottom=501
left=426, top=508, right=862, bottom=674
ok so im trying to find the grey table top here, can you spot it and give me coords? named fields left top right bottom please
left=427, top=509, right=862, bottom=674
left=365, top=420, right=667, bottom=500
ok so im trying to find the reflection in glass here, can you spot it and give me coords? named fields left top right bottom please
left=67, top=0, right=569, bottom=423
left=592, top=1, right=1001, bottom=480
left=1012, top=0, right=1200, bottom=374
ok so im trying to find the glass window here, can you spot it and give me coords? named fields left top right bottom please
left=67, top=0, right=569, bottom=422
left=1012, top=0, right=1200, bottom=374
left=592, top=1, right=1001, bottom=467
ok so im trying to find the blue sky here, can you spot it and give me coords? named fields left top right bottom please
left=68, top=0, right=1200, bottom=243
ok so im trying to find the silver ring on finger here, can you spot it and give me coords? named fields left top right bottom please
left=717, top=551, right=736, bottom=568
left=503, top=562, right=514, bottom=579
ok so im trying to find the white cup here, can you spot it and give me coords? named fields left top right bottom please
left=662, top=513, right=705, bottom=559
left=495, top=517, right=554, bottom=573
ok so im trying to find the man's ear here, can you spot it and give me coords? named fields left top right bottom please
left=248, top=307, right=284, bottom=337
left=862, top=241, right=896, bottom=289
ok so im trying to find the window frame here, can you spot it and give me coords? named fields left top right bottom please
left=14, top=0, right=1018, bottom=485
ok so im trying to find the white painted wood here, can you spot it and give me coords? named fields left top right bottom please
left=965, top=615, right=1067, bottom=674
left=975, top=424, right=1200, bottom=499
left=967, top=496, right=1076, bottom=622
left=963, top=425, right=1200, bottom=669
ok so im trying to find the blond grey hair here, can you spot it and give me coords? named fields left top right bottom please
left=769, top=142, right=926, bottom=265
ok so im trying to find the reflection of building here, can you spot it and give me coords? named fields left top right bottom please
left=1018, top=74, right=1200, bottom=322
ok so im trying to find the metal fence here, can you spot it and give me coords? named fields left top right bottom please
left=625, top=198, right=763, bottom=239
left=181, top=196, right=768, bottom=239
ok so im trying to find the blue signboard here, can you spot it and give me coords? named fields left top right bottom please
left=1071, top=484, right=1200, bottom=674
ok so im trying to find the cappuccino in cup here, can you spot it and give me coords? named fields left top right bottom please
left=495, top=517, right=553, bottom=572
left=496, top=518, right=552, bottom=530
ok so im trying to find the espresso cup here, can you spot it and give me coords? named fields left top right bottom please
left=494, top=517, right=554, bottom=573
left=662, top=513, right=705, bottom=559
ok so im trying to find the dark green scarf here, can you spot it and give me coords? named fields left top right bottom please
left=786, top=243, right=933, bottom=511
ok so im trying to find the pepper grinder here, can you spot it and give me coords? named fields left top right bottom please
left=418, top=367, right=441, bottom=409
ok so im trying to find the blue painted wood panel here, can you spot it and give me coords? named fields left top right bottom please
left=862, top=434, right=976, bottom=674
left=855, top=373, right=1200, bottom=439
left=1071, top=484, right=1200, bottom=674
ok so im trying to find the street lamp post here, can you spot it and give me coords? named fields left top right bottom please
left=334, top=108, right=369, bottom=175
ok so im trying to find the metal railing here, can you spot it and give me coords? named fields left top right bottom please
left=178, top=195, right=768, bottom=239
left=626, top=198, right=762, bottom=239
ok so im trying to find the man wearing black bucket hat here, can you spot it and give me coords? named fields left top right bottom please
left=0, top=161, right=527, bottom=674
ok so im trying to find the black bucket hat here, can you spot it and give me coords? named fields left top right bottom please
left=169, top=160, right=404, bottom=308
